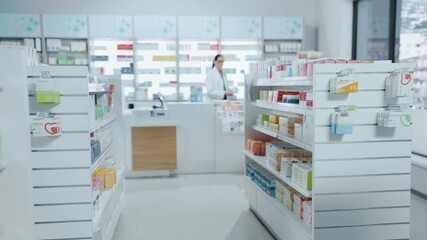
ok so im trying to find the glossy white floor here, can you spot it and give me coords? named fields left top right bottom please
left=112, top=174, right=427, bottom=240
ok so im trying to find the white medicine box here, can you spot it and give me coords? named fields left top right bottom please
left=385, top=73, right=412, bottom=98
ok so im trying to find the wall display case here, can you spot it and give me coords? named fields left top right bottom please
left=0, top=37, right=43, bottom=62
left=89, top=39, right=134, bottom=101
left=220, top=40, right=261, bottom=99
left=178, top=40, right=219, bottom=100
left=134, top=39, right=178, bottom=100
left=45, top=38, right=89, bottom=66
left=0, top=14, right=310, bottom=102
left=263, top=39, right=302, bottom=59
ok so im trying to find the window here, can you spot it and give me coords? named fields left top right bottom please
left=397, top=0, right=427, bottom=109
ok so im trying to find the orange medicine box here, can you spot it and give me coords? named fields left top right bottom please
left=269, top=115, right=279, bottom=124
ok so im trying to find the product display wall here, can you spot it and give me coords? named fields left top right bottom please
left=0, top=13, right=304, bottom=101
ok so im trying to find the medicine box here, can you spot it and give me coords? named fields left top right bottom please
left=247, top=139, right=266, bottom=156
left=330, top=77, right=359, bottom=94
left=292, top=163, right=312, bottom=190
left=377, top=111, right=411, bottom=128
left=281, top=157, right=299, bottom=177
left=331, top=111, right=353, bottom=135
left=294, top=123, right=302, bottom=141
left=385, top=73, right=412, bottom=98
left=258, top=114, right=269, bottom=127
left=269, top=115, right=279, bottom=124
left=276, top=189, right=284, bottom=203
left=279, top=126, right=295, bottom=137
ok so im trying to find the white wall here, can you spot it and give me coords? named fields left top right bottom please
left=0, top=0, right=319, bottom=50
left=318, top=0, right=353, bottom=59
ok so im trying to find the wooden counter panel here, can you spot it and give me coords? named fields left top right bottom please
left=132, top=126, right=177, bottom=170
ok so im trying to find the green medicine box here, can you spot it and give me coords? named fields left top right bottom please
left=36, top=91, right=61, bottom=104
left=96, top=105, right=104, bottom=120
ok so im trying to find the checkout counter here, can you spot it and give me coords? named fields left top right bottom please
left=123, top=101, right=244, bottom=177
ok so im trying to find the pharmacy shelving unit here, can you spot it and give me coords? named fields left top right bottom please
left=244, top=63, right=414, bottom=240
left=89, top=39, right=135, bottom=101
left=262, top=39, right=302, bottom=60
left=89, top=39, right=134, bottom=75
left=134, top=39, right=178, bottom=100
left=27, top=65, right=125, bottom=240
left=45, top=38, right=89, bottom=66
left=0, top=37, right=43, bottom=62
left=178, top=40, right=220, bottom=100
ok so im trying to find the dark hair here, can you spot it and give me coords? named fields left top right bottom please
left=212, top=54, right=224, bottom=68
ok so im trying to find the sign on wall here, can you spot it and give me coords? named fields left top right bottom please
left=0, top=14, right=41, bottom=37
left=178, top=16, right=219, bottom=39
left=89, top=15, right=133, bottom=38
left=134, top=16, right=176, bottom=39
left=221, top=16, right=262, bottom=39
left=263, top=16, right=303, bottom=40
left=43, top=15, right=88, bottom=38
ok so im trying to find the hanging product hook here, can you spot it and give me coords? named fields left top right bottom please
left=336, top=68, right=355, bottom=77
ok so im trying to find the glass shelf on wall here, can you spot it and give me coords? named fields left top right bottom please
left=134, top=39, right=178, bottom=100
left=178, top=40, right=220, bottom=100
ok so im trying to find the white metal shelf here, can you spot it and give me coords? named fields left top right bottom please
left=254, top=100, right=312, bottom=115
left=47, top=50, right=88, bottom=53
left=91, top=144, right=113, bottom=173
left=88, top=83, right=108, bottom=94
left=278, top=134, right=313, bottom=152
left=246, top=177, right=312, bottom=239
left=101, top=192, right=125, bottom=240
left=252, top=125, right=312, bottom=152
left=93, top=167, right=125, bottom=231
left=244, top=150, right=312, bottom=198
left=90, top=114, right=117, bottom=133
left=252, top=125, right=278, bottom=138
left=254, top=77, right=312, bottom=87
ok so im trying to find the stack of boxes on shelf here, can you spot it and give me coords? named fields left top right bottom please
left=259, top=90, right=313, bottom=108
left=266, top=141, right=298, bottom=171
left=91, top=166, right=118, bottom=218
left=46, top=39, right=88, bottom=65
left=88, top=82, right=115, bottom=123
left=246, top=163, right=276, bottom=197
left=256, top=113, right=306, bottom=140
left=294, top=194, right=312, bottom=226
left=246, top=138, right=313, bottom=227
left=90, top=123, right=113, bottom=164
left=254, top=52, right=361, bottom=79
left=247, top=139, right=267, bottom=156
left=266, top=142, right=312, bottom=191
left=264, top=42, right=302, bottom=53
left=275, top=178, right=312, bottom=227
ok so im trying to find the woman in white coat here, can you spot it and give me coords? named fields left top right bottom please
left=205, top=54, right=237, bottom=100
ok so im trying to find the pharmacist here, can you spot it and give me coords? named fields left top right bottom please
left=205, top=54, right=237, bottom=100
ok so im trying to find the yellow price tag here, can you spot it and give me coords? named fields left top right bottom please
left=347, top=105, right=357, bottom=111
